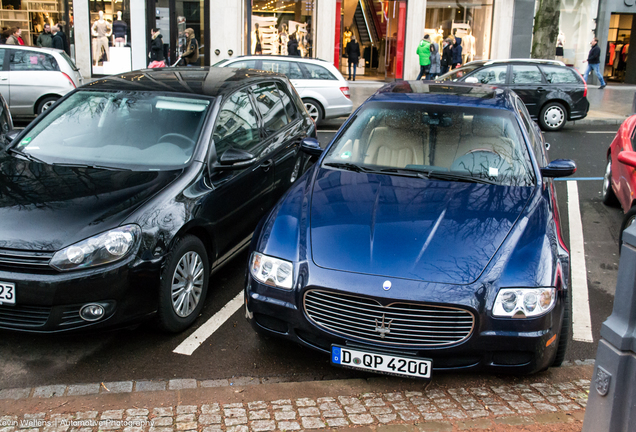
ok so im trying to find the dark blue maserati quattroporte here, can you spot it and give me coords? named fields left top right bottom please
left=246, top=82, right=576, bottom=377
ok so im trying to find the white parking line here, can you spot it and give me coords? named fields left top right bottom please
left=173, top=292, right=243, bottom=356
left=566, top=181, right=594, bottom=343
left=585, top=131, right=617, bottom=134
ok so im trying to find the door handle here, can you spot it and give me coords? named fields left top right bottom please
left=0, top=78, right=7, bottom=81
left=259, top=159, right=274, bottom=172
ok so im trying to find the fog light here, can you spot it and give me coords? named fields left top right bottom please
left=79, top=304, right=105, bottom=321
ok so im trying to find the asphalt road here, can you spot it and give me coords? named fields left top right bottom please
left=0, top=122, right=624, bottom=390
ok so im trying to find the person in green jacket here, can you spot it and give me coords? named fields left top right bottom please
left=36, top=24, right=53, bottom=48
left=416, top=35, right=431, bottom=80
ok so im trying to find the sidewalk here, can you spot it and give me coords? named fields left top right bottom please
left=0, top=364, right=592, bottom=432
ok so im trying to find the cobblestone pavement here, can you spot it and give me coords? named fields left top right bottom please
left=0, top=368, right=592, bottom=432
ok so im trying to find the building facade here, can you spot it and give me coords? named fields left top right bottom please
left=0, top=0, right=557, bottom=81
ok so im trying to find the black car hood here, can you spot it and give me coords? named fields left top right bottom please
left=0, top=156, right=181, bottom=251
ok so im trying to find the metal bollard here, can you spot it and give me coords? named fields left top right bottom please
left=582, top=224, right=636, bottom=432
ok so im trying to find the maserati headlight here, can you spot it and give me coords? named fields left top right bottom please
left=250, top=252, right=294, bottom=289
left=50, top=225, right=141, bottom=271
left=493, top=288, right=556, bottom=318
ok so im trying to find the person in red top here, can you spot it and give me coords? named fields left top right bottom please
left=6, top=27, right=25, bottom=45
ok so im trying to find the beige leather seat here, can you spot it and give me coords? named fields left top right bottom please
left=363, top=114, right=427, bottom=167
left=455, top=115, right=516, bottom=163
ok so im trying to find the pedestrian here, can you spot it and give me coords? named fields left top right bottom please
left=440, top=38, right=453, bottom=74
left=451, top=31, right=462, bottom=69
left=0, top=27, right=9, bottom=44
left=51, top=25, right=65, bottom=51
left=56, top=21, right=70, bottom=55
left=149, top=28, right=164, bottom=62
left=6, top=27, right=25, bottom=45
left=181, top=28, right=199, bottom=66
left=288, top=33, right=300, bottom=57
left=583, top=37, right=606, bottom=89
left=36, top=24, right=53, bottom=48
left=345, top=34, right=360, bottom=81
left=416, top=34, right=431, bottom=80
left=428, top=41, right=440, bottom=80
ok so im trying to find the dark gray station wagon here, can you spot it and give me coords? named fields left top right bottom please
left=437, top=59, right=589, bottom=132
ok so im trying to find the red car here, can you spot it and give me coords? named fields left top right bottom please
left=602, top=114, right=636, bottom=245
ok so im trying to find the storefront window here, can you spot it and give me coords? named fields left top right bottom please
left=425, top=0, right=493, bottom=65
left=605, top=14, right=632, bottom=82
left=154, top=0, right=205, bottom=66
left=0, top=0, right=68, bottom=48
left=90, top=0, right=131, bottom=75
left=250, top=0, right=314, bottom=57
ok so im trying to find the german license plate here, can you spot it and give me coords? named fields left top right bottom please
left=0, top=281, right=15, bottom=305
left=331, top=345, right=432, bottom=379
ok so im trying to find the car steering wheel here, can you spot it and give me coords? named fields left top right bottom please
left=158, top=133, right=195, bottom=149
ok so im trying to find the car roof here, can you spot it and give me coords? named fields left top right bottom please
left=1, top=45, right=65, bottom=55
left=225, top=55, right=332, bottom=64
left=370, top=81, right=516, bottom=111
left=465, top=58, right=567, bottom=67
left=81, top=67, right=288, bottom=98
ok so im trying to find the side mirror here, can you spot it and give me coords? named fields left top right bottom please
left=216, top=147, right=257, bottom=169
left=618, top=151, right=636, bottom=168
left=300, top=138, right=323, bottom=157
left=541, top=159, right=576, bottom=178
left=464, top=77, right=479, bottom=84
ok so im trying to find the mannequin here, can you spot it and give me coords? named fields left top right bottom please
left=112, top=11, right=128, bottom=47
left=343, top=27, right=352, bottom=49
left=279, top=24, right=288, bottom=55
left=556, top=32, right=565, bottom=58
left=463, top=30, right=475, bottom=63
left=91, top=11, right=112, bottom=65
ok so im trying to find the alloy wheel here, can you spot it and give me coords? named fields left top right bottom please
left=543, top=105, right=565, bottom=129
left=304, top=102, right=320, bottom=122
left=603, top=159, right=612, bottom=198
left=171, top=251, right=205, bottom=317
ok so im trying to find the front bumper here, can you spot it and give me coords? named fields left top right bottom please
left=246, top=275, right=564, bottom=375
left=0, top=255, right=163, bottom=333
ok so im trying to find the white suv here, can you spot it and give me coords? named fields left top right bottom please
left=0, top=45, right=83, bottom=117
left=215, top=56, right=352, bottom=125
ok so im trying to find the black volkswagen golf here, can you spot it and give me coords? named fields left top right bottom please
left=0, top=67, right=317, bottom=333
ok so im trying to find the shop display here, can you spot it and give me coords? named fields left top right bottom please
left=343, top=27, right=352, bottom=49
left=279, top=23, right=288, bottom=55
left=251, top=16, right=278, bottom=55
left=605, top=14, right=632, bottom=82
left=556, top=32, right=565, bottom=57
left=250, top=0, right=314, bottom=57
left=289, top=20, right=308, bottom=57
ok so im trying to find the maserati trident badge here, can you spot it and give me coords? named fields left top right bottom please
left=375, top=314, right=393, bottom=339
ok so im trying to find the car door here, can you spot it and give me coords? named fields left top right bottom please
left=8, top=49, right=64, bottom=115
left=509, top=64, right=547, bottom=118
left=205, top=87, right=274, bottom=264
left=249, top=80, right=305, bottom=199
left=0, top=49, right=8, bottom=108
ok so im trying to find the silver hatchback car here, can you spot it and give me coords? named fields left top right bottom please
left=0, top=45, right=83, bottom=117
left=215, top=56, right=352, bottom=125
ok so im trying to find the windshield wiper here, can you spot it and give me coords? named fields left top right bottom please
left=7, top=148, right=47, bottom=164
left=424, top=170, right=498, bottom=185
left=323, top=162, right=375, bottom=173
left=51, top=162, right=132, bottom=171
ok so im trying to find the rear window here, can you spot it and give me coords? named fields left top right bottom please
left=303, top=63, right=337, bottom=80
left=60, top=52, right=79, bottom=71
left=9, top=50, right=59, bottom=71
left=540, top=65, right=581, bottom=84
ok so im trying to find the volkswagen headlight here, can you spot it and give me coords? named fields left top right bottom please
left=50, top=225, right=141, bottom=271
left=493, top=288, right=556, bottom=318
left=250, top=252, right=294, bottom=289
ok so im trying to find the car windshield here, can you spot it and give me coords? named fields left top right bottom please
left=323, top=102, right=535, bottom=187
left=12, top=91, right=211, bottom=170
left=436, top=65, right=481, bottom=82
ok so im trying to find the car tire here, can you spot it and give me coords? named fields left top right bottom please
left=552, top=288, right=571, bottom=367
left=602, top=157, right=619, bottom=207
left=36, top=96, right=60, bottom=115
left=157, top=235, right=210, bottom=333
left=539, top=102, right=567, bottom=131
left=303, top=99, right=323, bottom=125
left=619, top=206, right=636, bottom=251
